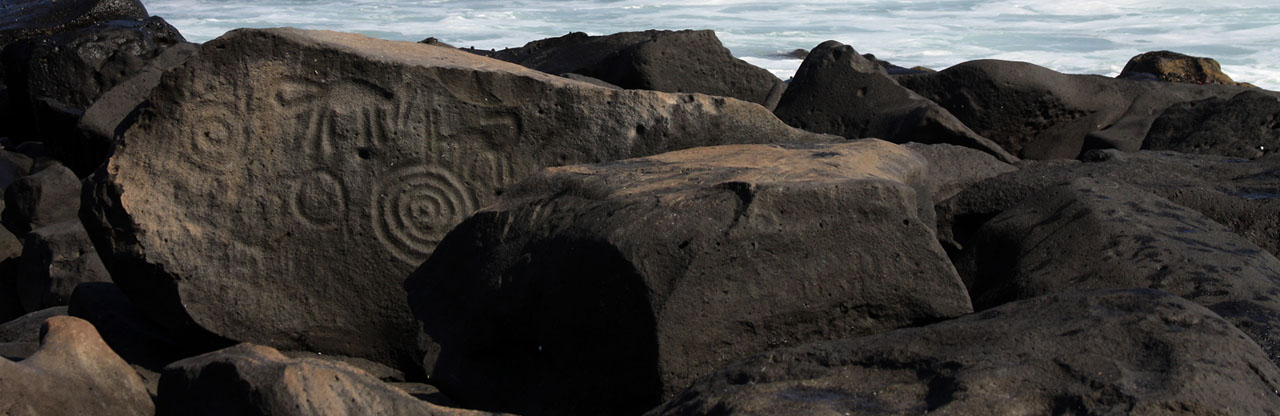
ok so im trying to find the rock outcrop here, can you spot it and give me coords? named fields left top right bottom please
left=1119, top=50, right=1248, bottom=86
left=775, top=41, right=1016, bottom=162
left=0, top=316, right=154, bottom=416
left=406, top=140, right=972, bottom=415
left=81, top=27, right=837, bottom=373
left=1142, top=90, right=1280, bottom=158
left=481, top=30, right=785, bottom=109
left=650, top=289, right=1280, bottom=415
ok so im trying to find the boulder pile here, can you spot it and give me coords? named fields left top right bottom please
left=2, top=0, right=1279, bottom=414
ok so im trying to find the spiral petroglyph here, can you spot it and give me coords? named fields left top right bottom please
left=373, top=165, right=478, bottom=265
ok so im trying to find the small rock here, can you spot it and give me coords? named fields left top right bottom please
left=1119, top=50, right=1248, bottom=86
left=17, top=221, right=111, bottom=312
left=0, top=306, right=67, bottom=343
left=3, top=162, right=81, bottom=235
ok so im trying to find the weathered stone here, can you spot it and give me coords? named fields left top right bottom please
left=3, top=16, right=185, bottom=142
left=17, top=221, right=110, bottom=312
left=282, top=350, right=406, bottom=382
left=0, top=306, right=67, bottom=343
left=901, top=142, right=1017, bottom=204
left=775, top=41, right=1016, bottom=163
left=897, top=59, right=1250, bottom=159
left=1119, top=50, right=1248, bottom=86
left=0, top=0, right=148, bottom=55
left=1142, top=90, right=1280, bottom=158
left=157, top=343, right=502, bottom=416
left=937, top=150, right=1280, bottom=262
left=0, top=316, right=154, bottom=416
left=971, top=178, right=1280, bottom=364
left=1081, top=82, right=1245, bottom=152
left=0, top=342, right=38, bottom=361
left=650, top=289, right=1280, bottom=415
left=3, top=162, right=81, bottom=235
left=0, top=150, right=34, bottom=196
left=407, top=140, right=972, bottom=415
left=82, top=28, right=837, bottom=373
left=483, top=30, right=785, bottom=108
left=74, top=41, right=199, bottom=177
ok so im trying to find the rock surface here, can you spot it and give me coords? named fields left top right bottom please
left=67, top=282, right=196, bottom=371
left=3, top=162, right=81, bottom=235
left=0, top=0, right=148, bottom=51
left=0, top=306, right=66, bottom=343
left=0, top=150, right=34, bottom=196
left=17, top=221, right=111, bottom=312
left=82, top=28, right=837, bottom=373
left=0, top=316, right=154, bottom=416
left=0, top=227, right=22, bottom=323
left=407, top=140, right=972, bottom=415
left=971, top=178, right=1280, bottom=364
left=1119, top=50, right=1247, bottom=86
left=775, top=41, right=1016, bottom=162
left=157, top=343, right=500, bottom=416
left=650, top=289, right=1280, bottom=415
left=482, top=30, right=785, bottom=109
left=897, top=59, right=1250, bottom=159
left=901, top=142, right=1017, bottom=204
left=1142, top=90, right=1280, bottom=158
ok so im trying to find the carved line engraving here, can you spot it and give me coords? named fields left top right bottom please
left=289, top=170, right=348, bottom=229
left=372, top=165, right=478, bottom=265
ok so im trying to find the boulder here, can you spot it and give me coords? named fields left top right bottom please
left=81, top=28, right=837, bottom=373
left=157, top=343, right=501, bottom=416
left=0, top=0, right=148, bottom=56
left=971, top=178, right=1280, bottom=363
left=406, top=140, right=972, bottom=415
left=483, top=30, right=785, bottom=109
left=1142, top=90, right=1280, bottom=158
left=3, top=162, right=81, bottom=235
left=901, top=142, right=1017, bottom=204
left=17, top=221, right=111, bottom=312
left=0, top=306, right=67, bottom=343
left=0, top=227, right=22, bottom=323
left=3, top=16, right=185, bottom=142
left=774, top=41, right=1016, bottom=163
left=650, top=289, right=1280, bottom=415
left=74, top=41, right=199, bottom=177
left=0, top=149, right=34, bottom=195
left=1119, top=50, right=1247, bottom=86
left=896, top=59, right=1250, bottom=159
left=0, top=316, right=154, bottom=416
left=937, top=150, right=1280, bottom=262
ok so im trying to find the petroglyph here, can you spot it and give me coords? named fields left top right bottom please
left=289, top=170, right=347, bottom=229
left=372, top=165, right=479, bottom=265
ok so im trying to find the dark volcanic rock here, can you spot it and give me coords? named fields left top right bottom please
left=1142, top=90, right=1280, bottom=158
left=0, top=150, right=34, bottom=196
left=0, top=0, right=148, bottom=53
left=17, top=221, right=110, bottom=313
left=3, top=16, right=185, bottom=142
left=971, top=178, right=1280, bottom=363
left=0, top=306, right=66, bottom=343
left=901, top=142, right=1017, bottom=203
left=3, top=162, right=81, bottom=235
left=1119, top=50, right=1247, bottom=86
left=775, top=41, right=1016, bottom=163
left=81, top=28, right=837, bottom=373
left=158, top=343, right=500, bottom=416
left=0, top=316, right=154, bottom=416
left=897, top=59, right=1250, bottom=159
left=484, top=30, right=785, bottom=108
left=650, top=289, right=1280, bottom=415
left=406, top=140, right=972, bottom=415
left=937, top=150, right=1280, bottom=272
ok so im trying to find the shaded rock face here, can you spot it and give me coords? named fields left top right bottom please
left=774, top=41, right=1015, bottom=163
left=82, top=28, right=836, bottom=373
left=1143, top=90, right=1280, bottom=159
left=0, top=0, right=148, bottom=52
left=896, top=59, right=1250, bottom=159
left=0, top=306, right=66, bottom=343
left=971, top=178, right=1280, bottom=364
left=158, top=343, right=498, bottom=416
left=937, top=150, right=1280, bottom=262
left=0, top=316, right=154, bottom=416
left=483, top=30, right=785, bottom=108
left=0, top=227, right=22, bottom=322
left=900, top=142, right=1017, bottom=204
left=17, top=221, right=111, bottom=312
left=68, top=282, right=194, bottom=371
left=3, top=16, right=185, bottom=142
left=0, top=150, right=34, bottom=196
left=1120, top=50, right=1245, bottom=86
left=650, top=289, right=1280, bottom=415
left=3, top=162, right=81, bottom=235
left=407, top=140, right=973, bottom=415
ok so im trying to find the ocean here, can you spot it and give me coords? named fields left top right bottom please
left=140, top=0, right=1280, bottom=90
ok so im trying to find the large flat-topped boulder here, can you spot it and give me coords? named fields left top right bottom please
left=82, top=28, right=837, bottom=372
left=407, top=140, right=972, bottom=415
